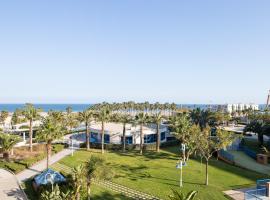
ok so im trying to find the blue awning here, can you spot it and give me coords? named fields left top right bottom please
left=34, top=168, right=66, bottom=186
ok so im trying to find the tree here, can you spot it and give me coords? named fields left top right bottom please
left=197, top=127, right=235, bottom=185
left=169, top=189, right=198, bottom=200
left=65, top=108, right=78, bottom=134
left=78, top=109, right=93, bottom=151
left=151, top=112, right=164, bottom=152
left=169, top=114, right=192, bottom=162
left=22, top=103, right=42, bottom=152
left=84, top=155, right=113, bottom=200
left=11, top=109, right=23, bottom=126
left=96, top=106, right=111, bottom=154
left=36, top=117, right=65, bottom=169
left=0, top=133, right=21, bottom=161
left=0, top=110, right=9, bottom=127
left=135, top=112, right=149, bottom=155
left=244, top=120, right=264, bottom=146
left=111, top=113, right=132, bottom=152
left=70, top=165, right=85, bottom=200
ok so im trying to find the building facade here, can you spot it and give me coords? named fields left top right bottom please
left=224, top=103, right=259, bottom=113
left=74, top=122, right=169, bottom=145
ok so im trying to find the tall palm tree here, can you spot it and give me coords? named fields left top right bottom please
left=65, top=107, right=78, bottom=134
left=96, top=107, right=111, bottom=154
left=115, top=113, right=132, bottom=152
left=0, top=133, right=21, bottom=161
left=135, top=112, right=149, bottom=155
left=22, top=103, right=41, bottom=152
left=152, top=112, right=163, bottom=152
left=36, top=117, right=65, bottom=169
left=78, top=109, right=93, bottom=151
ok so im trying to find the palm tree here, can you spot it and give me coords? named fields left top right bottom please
left=96, top=106, right=111, bottom=154
left=152, top=112, right=163, bottom=152
left=0, top=133, right=21, bottom=161
left=36, top=117, right=65, bottom=169
left=84, top=155, right=112, bottom=200
left=11, top=109, right=22, bottom=126
left=22, top=103, right=42, bottom=152
left=71, top=164, right=85, bottom=200
left=65, top=108, right=79, bottom=134
left=78, top=109, right=93, bottom=151
left=116, top=113, right=132, bottom=152
left=48, top=111, right=65, bottom=124
left=169, top=189, right=198, bottom=200
left=135, top=112, right=149, bottom=155
left=0, top=110, right=9, bottom=127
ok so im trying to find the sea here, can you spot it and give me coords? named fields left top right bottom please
left=0, top=104, right=266, bottom=112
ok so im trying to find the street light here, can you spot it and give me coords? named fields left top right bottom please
left=176, top=160, right=183, bottom=187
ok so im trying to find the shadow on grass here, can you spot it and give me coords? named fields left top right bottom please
left=91, top=191, right=131, bottom=200
left=23, top=179, right=39, bottom=200
left=162, top=145, right=267, bottom=188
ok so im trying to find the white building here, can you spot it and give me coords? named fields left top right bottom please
left=224, top=103, right=259, bottom=113
left=74, top=122, right=169, bottom=145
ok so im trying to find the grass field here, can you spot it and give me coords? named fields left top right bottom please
left=53, top=146, right=266, bottom=200
left=22, top=178, right=130, bottom=200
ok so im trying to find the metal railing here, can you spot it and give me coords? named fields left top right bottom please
left=245, top=188, right=267, bottom=200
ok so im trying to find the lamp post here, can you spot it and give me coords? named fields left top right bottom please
left=176, top=160, right=183, bottom=187
left=70, top=137, right=74, bottom=156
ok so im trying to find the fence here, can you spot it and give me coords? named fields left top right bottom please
left=257, top=179, right=270, bottom=190
left=244, top=188, right=267, bottom=200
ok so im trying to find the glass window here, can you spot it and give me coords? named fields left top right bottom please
left=121, top=136, right=133, bottom=144
left=144, top=134, right=156, bottom=143
left=161, top=132, right=166, bottom=141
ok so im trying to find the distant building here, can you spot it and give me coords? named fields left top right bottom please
left=224, top=103, right=259, bottom=113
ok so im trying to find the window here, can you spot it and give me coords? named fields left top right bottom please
left=161, top=132, right=166, bottom=141
left=144, top=134, right=156, bottom=143
left=90, top=132, right=110, bottom=143
left=90, top=132, right=99, bottom=143
left=121, top=136, right=133, bottom=144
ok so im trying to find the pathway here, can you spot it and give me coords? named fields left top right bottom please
left=229, top=150, right=270, bottom=175
left=16, top=148, right=75, bottom=183
left=0, top=169, right=27, bottom=200
left=52, top=162, right=161, bottom=200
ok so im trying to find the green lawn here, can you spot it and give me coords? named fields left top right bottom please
left=22, top=178, right=130, bottom=200
left=53, top=146, right=266, bottom=200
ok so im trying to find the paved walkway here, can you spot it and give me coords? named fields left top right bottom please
left=229, top=150, right=270, bottom=175
left=0, top=169, right=27, bottom=200
left=16, top=148, right=74, bottom=183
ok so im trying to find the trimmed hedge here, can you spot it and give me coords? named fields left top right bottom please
left=0, top=144, right=65, bottom=174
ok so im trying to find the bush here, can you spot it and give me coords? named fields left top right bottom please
left=0, top=161, right=26, bottom=174
left=52, top=144, right=65, bottom=153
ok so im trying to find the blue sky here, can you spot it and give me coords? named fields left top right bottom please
left=0, top=0, right=269, bottom=104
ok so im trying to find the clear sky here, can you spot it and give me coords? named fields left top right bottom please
left=0, top=0, right=269, bottom=104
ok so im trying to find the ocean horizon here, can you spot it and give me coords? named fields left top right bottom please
left=0, top=104, right=266, bottom=112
